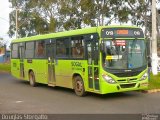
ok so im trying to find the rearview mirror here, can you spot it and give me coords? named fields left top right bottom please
left=100, top=41, right=104, bottom=52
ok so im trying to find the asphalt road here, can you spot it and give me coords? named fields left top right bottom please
left=0, top=72, right=160, bottom=114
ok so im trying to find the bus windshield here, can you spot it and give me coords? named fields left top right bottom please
left=102, top=40, right=147, bottom=70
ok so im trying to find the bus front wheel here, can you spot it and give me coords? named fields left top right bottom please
left=73, top=76, right=86, bottom=97
left=29, top=71, right=36, bottom=87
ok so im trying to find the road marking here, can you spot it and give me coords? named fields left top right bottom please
left=15, top=100, right=23, bottom=103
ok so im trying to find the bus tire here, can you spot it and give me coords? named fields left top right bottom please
left=73, top=76, right=86, bottom=97
left=29, top=71, right=36, bottom=87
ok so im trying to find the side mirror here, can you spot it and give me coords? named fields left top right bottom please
left=100, top=42, right=104, bottom=52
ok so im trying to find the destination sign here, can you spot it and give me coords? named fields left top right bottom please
left=117, top=30, right=129, bottom=35
left=113, top=40, right=126, bottom=46
left=101, top=28, right=144, bottom=38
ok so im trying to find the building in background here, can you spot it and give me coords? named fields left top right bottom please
left=0, top=45, right=10, bottom=63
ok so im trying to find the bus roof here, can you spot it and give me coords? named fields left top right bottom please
left=11, top=25, right=141, bottom=43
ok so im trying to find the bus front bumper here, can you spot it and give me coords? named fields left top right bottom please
left=100, top=79, right=148, bottom=94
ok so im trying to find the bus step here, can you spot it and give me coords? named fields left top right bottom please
left=48, top=83, right=56, bottom=87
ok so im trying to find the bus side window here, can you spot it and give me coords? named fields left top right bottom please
left=36, top=41, right=45, bottom=58
left=71, top=36, right=84, bottom=58
left=56, top=38, right=69, bottom=58
left=25, top=42, right=34, bottom=58
left=11, top=43, right=19, bottom=58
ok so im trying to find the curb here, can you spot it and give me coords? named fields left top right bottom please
left=141, top=89, right=160, bottom=93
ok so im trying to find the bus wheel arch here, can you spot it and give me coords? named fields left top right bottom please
left=28, top=70, right=37, bottom=87
left=72, top=73, right=86, bottom=96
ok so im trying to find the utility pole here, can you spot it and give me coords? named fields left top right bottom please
left=15, top=7, right=18, bottom=38
left=151, top=0, right=158, bottom=75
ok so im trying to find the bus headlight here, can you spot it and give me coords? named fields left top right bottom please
left=140, top=72, right=148, bottom=80
left=102, top=74, right=116, bottom=84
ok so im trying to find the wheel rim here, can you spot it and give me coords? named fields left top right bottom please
left=76, top=80, right=83, bottom=92
left=29, top=73, right=34, bottom=85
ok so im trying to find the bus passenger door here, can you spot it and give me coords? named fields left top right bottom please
left=19, top=44, right=25, bottom=78
left=85, top=34, right=100, bottom=91
left=46, top=41, right=56, bottom=86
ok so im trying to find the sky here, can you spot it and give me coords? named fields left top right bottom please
left=0, top=0, right=11, bottom=47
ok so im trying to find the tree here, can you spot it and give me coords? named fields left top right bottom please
left=26, top=0, right=58, bottom=32
left=8, top=0, right=57, bottom=38
left=58, top=0, right=83, bottom=30
left=8, top=0, right=154, bottom=38
left=0, top=37, right=5, bottom=47
left=127, top=0, right=151, bottom=36
left=8, top=0, right=28, bottom=38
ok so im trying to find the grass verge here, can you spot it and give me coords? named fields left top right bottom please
left=148, top=73, right=160, bottom=90
left=0, top=63, right=11, bottom=73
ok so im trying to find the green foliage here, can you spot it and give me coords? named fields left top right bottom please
left=8, top=0, right=151, bottom=37
left=149, top=73, right=160, bottom=89
left=117, top=7, right=130, bottom=23
left=0, top=63, right=11, bottom=73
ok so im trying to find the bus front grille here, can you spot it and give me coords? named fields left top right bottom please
left=120, top=83, right=136, bottom=88
left=117, top=78, right=137, bottom=83
left=114, top=71, right=140, bottom=77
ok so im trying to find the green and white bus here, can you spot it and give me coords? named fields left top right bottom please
left=11, top=25, right=148, bottom=96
